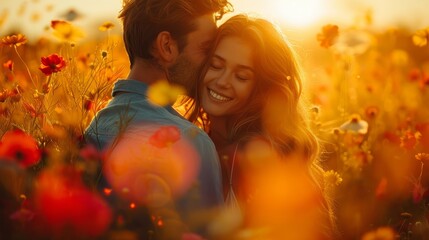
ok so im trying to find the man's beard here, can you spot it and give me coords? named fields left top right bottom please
left=167, top=55, right=201, bottom=95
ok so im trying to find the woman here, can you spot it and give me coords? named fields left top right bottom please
left=181, top=14, right=337, bottom=239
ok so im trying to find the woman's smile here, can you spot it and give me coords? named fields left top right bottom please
left=207, top=88, right=232, bottom=102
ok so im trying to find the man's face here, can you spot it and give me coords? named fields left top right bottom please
left=168, top=14, right=217, bottom=93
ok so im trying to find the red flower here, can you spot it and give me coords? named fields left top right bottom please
left=39, top=53, right=66, bottom=76
left=0, top=129, right=41, bottom=168
left=412, top=183, right=425, bottom=204
left=400, top=130, right=421, bottom=150
left=79, top=144, right=104, bottom=161
left=419, top=72, right=429, bottom=89
left=3, top=60, right=13, bottom=71
left=149, top=125, right=181, bottom=148
left=34, top=167, right=112, bottom=237
left=408, top=68, right=421, bottom=81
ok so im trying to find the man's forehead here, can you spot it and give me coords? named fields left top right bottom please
left=187, top=14, right=217, bottom=45
left=194, top=14, right=217, bottom=34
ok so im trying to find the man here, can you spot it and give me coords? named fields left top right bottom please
left=84, top=0, right=232, bottom=239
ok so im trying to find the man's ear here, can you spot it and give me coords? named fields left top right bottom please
left=152, top=31, right=179, bottom=64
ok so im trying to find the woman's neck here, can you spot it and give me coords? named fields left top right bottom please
left=209, top=116, right=230, bottom=150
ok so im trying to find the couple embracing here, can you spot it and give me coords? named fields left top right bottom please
left=85, top=0, right=337, bottom=239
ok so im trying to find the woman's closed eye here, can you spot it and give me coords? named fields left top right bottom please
left=235, top=71, right=253, bottom=81
left=210, top=60, right=223, bottom=70
left=210, top=63, right=223, bottom=70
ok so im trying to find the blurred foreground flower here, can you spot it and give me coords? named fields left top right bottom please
left=149, top=125, right=181, bottom=148
left=1, top=34, right=27, bottom=47
left=316, top=24, right=339, bottom=48
left=34, top=167, right=112, bottom=238
left=361, top=227, right=395, bottom=240
left=39, top=53, right=66, bottom=76
left=412, top=27, right=429, bottom=47
left=147, top=80, right=185, bottom=106
left=51, top=20, right=84, bottom=42
left=0, top=129, right=41, bottom=168
left=104, top=124, right=199, bottom=206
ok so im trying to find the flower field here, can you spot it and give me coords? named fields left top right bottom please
left=0, top=5, right=429, bottom=240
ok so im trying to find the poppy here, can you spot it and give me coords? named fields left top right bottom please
left=34, top=167, right=112, bottom=237
left=0, top=129, right=41, bottom=168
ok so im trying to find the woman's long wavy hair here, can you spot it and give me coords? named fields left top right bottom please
left=181, top=14, right=337, bottom=237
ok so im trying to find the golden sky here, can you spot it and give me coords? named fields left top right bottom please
left=1, top=0, right=428, bottom=41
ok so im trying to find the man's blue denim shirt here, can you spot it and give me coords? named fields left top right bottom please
left=84, top=79, right=223, bottom=235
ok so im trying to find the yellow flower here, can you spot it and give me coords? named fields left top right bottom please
left=390, top=49, right=409, bottom=66
left=147, top=80, right=185, bottom=106
left=324, top=170, right=343, bottom=187
left=51, top=20, right=84, bottom=42
left=99, top=22, right=115, bottom=32
left=412, top=27, right=429, bottom=47
left=1, top=34, right=27, bottom=47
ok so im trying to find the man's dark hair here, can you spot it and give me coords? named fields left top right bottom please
left=119, top=0, right=232, bottom=66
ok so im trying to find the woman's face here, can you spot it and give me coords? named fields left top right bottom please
left=201, top=36, right=256, bottom=118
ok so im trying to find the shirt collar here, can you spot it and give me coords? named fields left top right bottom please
left=112, top=79, right=148, bottom=97
left=111, top=79, right=185, bottom=119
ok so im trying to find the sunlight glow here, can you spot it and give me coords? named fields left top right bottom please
left=264, top=0, right=326, bottom=27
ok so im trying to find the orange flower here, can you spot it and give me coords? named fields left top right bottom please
left=99, top=22, right=115, bottom=32
left=39, top=53, right=66, bottom=76
left=0, top=129, right=41, bottom=168
left=400, top=130, right=421, bottom=150
left=412, top=27, right=429, bottom=47
left=3, top=60, right=13, bottom=71
left=0, top=34, right=27, bottom=47
left=316, top=24, right=339, bottom=48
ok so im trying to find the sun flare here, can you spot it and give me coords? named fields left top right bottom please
left=232, top=0, right=327, bottom=27
left=266, top=0, right=326, bottom=26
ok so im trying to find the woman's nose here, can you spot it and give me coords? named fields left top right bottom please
left=215, top=71, right=232, bottom=88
